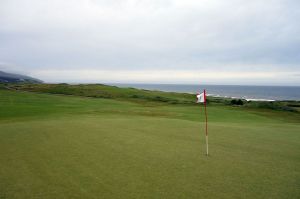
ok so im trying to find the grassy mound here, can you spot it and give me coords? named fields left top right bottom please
left=3, top=83, right=300, bottom=112
left=4, top=83, right=195, bottom=104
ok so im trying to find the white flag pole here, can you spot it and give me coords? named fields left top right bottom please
left=204, top=89, right=208, bottom=156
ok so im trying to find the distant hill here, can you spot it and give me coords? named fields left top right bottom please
left=0, top=71, right=43, bottom=83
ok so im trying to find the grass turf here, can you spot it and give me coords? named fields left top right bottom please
left=0, top=89, right=299, bottom=198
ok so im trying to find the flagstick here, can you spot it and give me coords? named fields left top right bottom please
left=204, top=89, right=208, bottom=156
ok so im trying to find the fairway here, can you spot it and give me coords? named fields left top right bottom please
left=0, top=89, right=299, bottom=199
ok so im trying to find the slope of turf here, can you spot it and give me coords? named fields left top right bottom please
left=4, top=83, right=300, bottom=112
left=0, top=89, right=299, bottom=199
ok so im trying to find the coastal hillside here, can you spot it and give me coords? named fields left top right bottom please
left=0, top=71, right=43, bottom=83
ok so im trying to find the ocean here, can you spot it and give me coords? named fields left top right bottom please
left=111, top=84, right=300, bottom=101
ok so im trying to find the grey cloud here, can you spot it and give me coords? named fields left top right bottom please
left=0, top=0, right=299, bottom=84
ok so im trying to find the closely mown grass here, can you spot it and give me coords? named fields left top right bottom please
left=0, top=86, right=299, bottom=199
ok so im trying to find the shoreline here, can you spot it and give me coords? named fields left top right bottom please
left=206, top=94, right=276, bottom=102
left=111, top=83, right=300, bottom=102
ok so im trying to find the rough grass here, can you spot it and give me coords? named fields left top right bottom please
left=0, top=89, right=299, bottom=199
left=4, top=83, right=195, bottom=104
left=4, top=83, right=300, bottom=112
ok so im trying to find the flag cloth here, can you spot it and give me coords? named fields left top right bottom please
left=196, top=92, right=206, bottom=103
left=196, top=89, right=209, bottom=156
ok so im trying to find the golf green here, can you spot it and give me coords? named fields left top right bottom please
left=0, top=90, right=299, bottom=198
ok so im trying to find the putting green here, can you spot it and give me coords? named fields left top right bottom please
left=0, top=90, right=299, bottom=198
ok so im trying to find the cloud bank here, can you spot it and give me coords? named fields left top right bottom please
left=0, top=0, right=299, bottom=85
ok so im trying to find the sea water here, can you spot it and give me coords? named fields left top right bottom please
left=111, top=84, right=300, bottom=101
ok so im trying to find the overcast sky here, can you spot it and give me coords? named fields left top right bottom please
left=0, top=0, right=299, bottom=85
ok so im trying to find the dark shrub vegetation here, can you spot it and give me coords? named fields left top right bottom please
left=231, top=99, right=244, bottom=105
